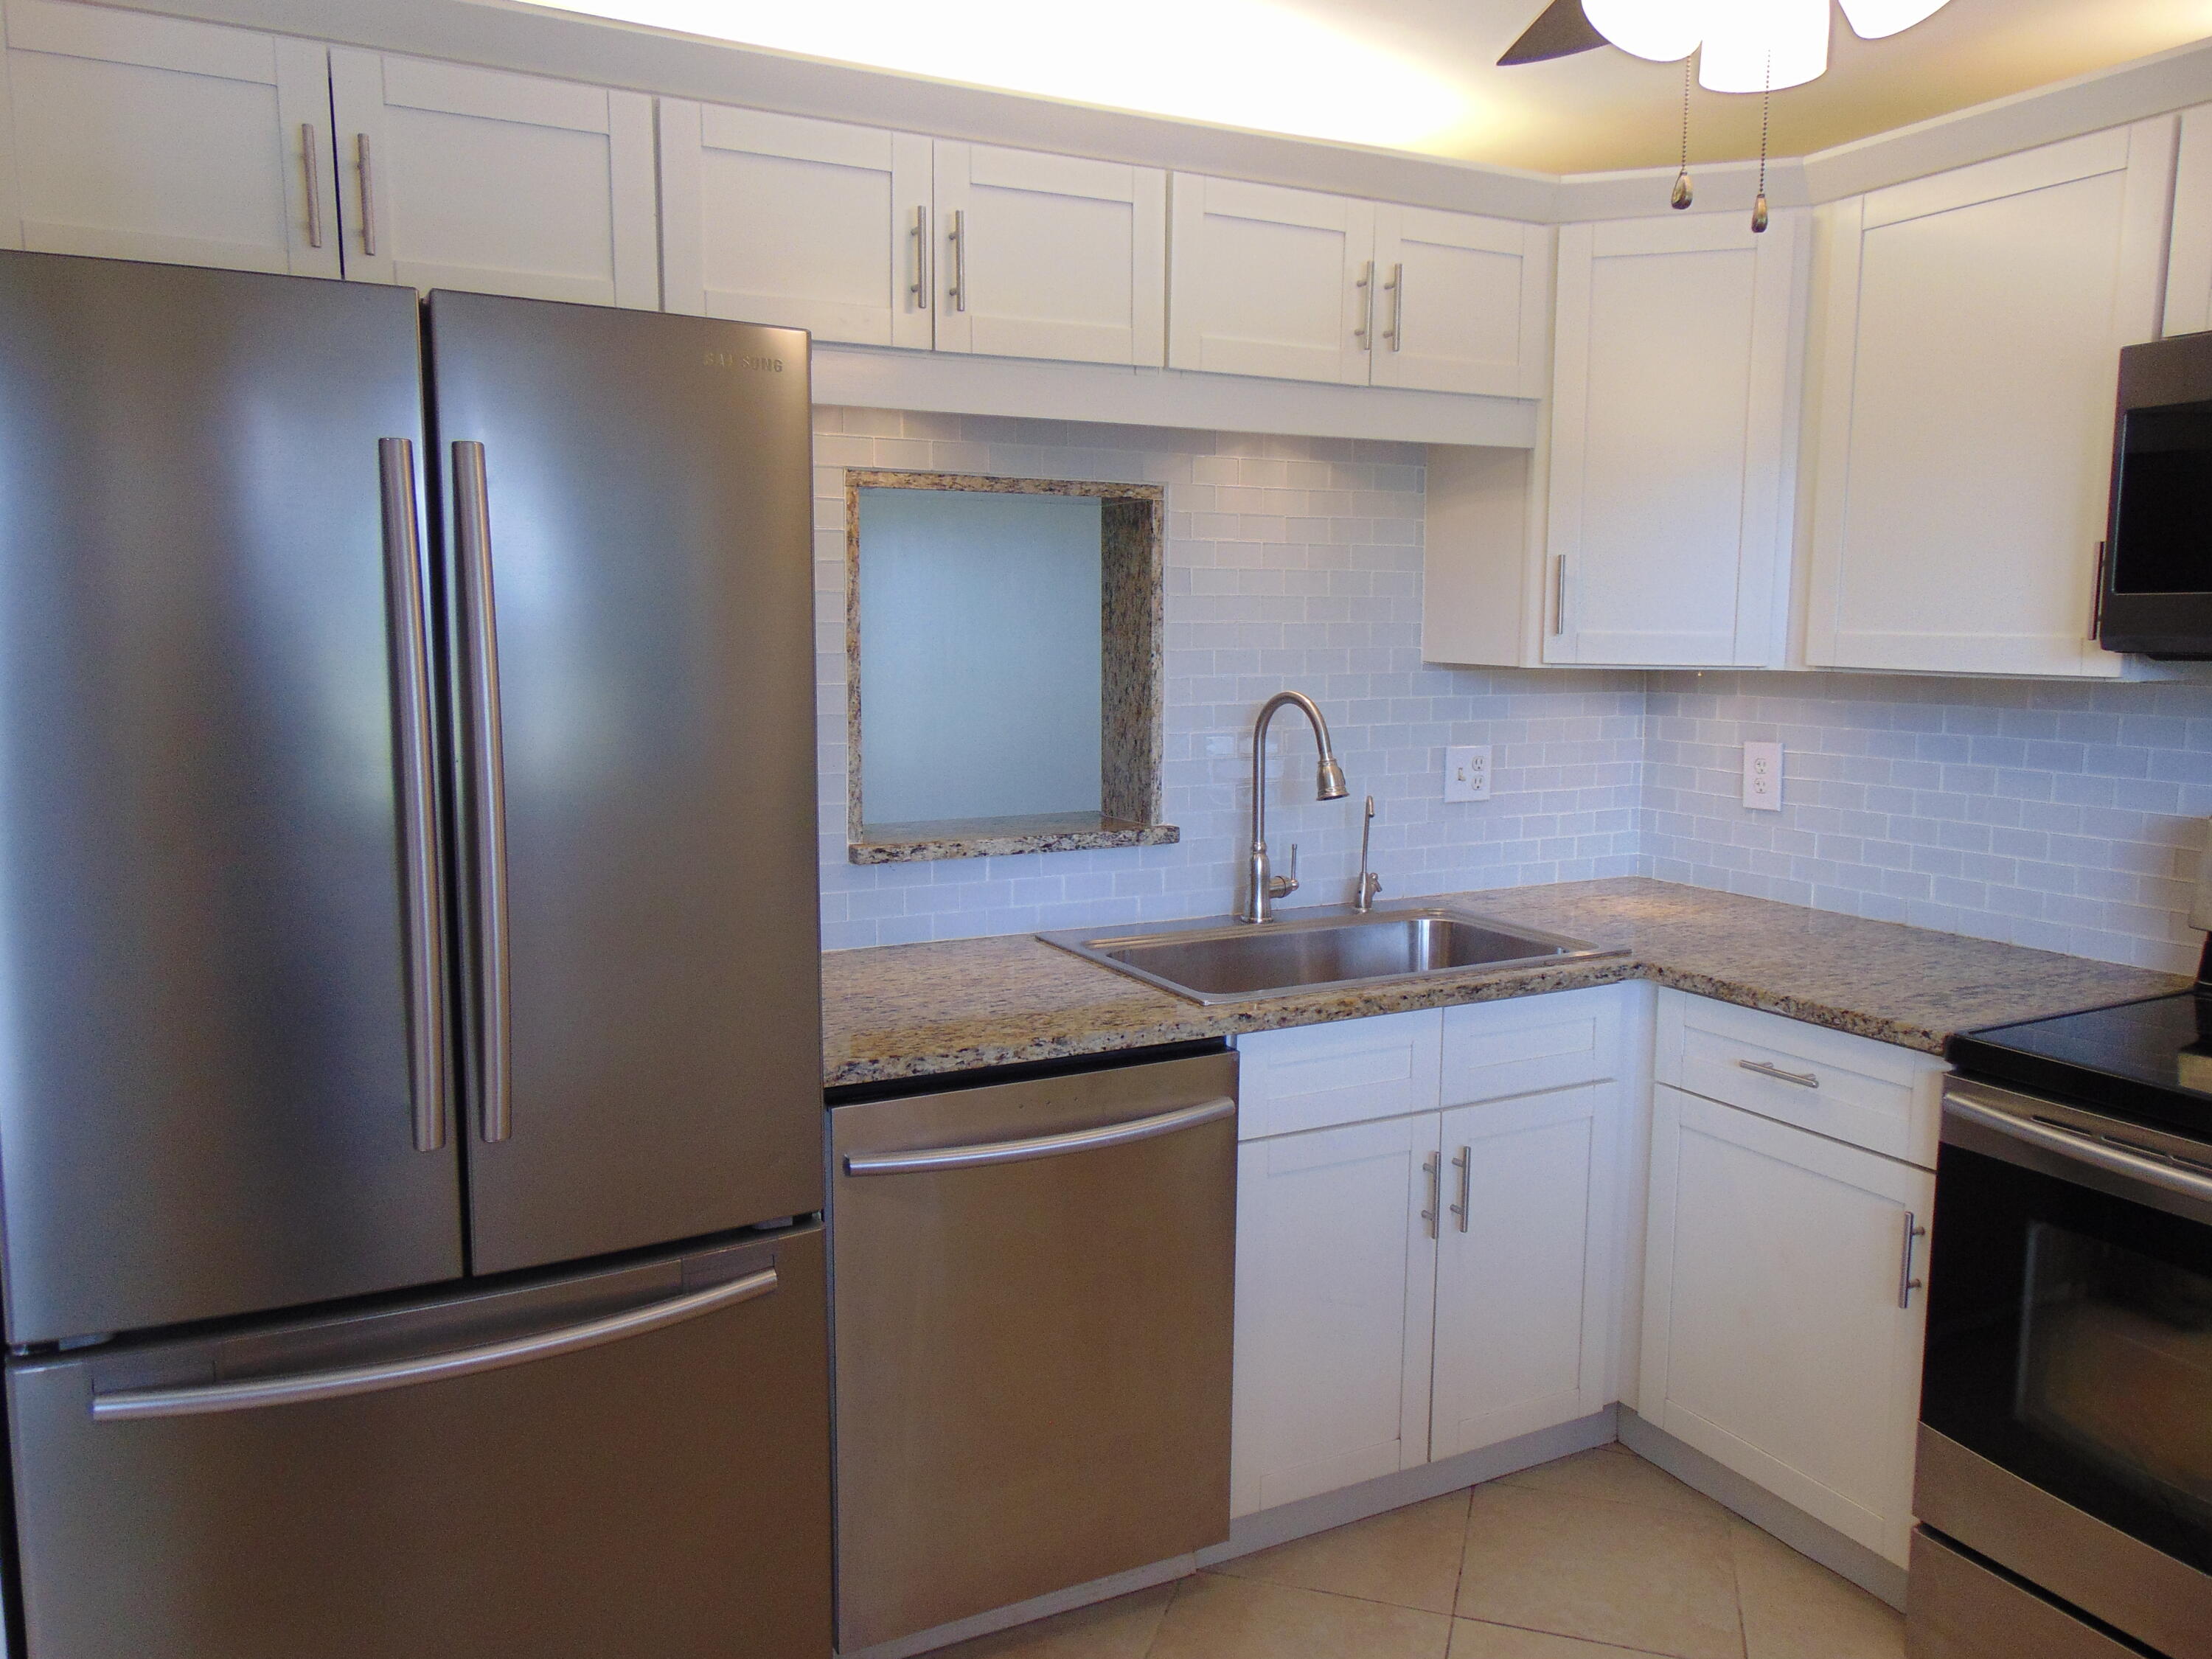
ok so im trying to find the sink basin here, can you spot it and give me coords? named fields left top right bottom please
left=1037, top=907, right=1622, bottom=1006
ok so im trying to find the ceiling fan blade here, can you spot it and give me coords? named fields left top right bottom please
left=1498, top=0, right=1607, bottom=65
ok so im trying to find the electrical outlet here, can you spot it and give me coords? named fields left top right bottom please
left=1743, top=742, right=1783, bottom=811
left=1444, top=745, right=1491, bottom=802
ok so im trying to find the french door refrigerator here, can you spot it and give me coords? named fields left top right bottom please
left=0, top=251, right=828, bottom=1659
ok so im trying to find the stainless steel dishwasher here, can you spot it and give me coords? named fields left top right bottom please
left=830, top=1045, right=1237, bottom=1652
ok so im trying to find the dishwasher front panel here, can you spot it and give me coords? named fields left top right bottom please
left=831, top=1049, right=1237, bottom=1651
left=8, top=1227, right=831, bottom=1659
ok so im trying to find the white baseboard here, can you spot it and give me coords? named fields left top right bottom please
left=1617, top=1408, right=1910, bottom=1611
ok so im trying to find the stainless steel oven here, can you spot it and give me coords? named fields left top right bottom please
left=1913, top=1075, right=2212, bottom=1658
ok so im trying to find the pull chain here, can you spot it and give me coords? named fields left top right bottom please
left=1671, top=58, right=1694, bottom=209
left=1751, top=51, right=1772, bottom=234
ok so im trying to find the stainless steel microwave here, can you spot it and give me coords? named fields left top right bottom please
left=2101, top=331, right=2212, bottom=658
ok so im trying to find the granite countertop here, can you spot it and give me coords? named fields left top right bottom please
left=821, top=877, right=2192, bottom=1088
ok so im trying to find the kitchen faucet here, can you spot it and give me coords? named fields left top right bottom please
left=1242, top=690, right=1349, bottom=924
left=1354, top=795, right=1382, bottom=912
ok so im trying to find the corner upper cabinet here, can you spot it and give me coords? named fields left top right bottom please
left=2162, top=103, right=2212, bottom=336
left=1168, top=173, right=1549, bottom=394
left=933, top=142, right=1165, bottom=366
left=658, top=102, right=932, bottom=347
left=327, top=49, right=656, bottom=307
left=1543, top=211, right=1805, bottom=667
left=0, top=0, right=338, bottom=276
left=1804, top=121, right=2175, bottom=677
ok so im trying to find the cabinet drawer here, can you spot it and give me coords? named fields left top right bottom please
left=1441, top=984, right=1628, bottom=1106
left=1655, top=991, right=1944, bottom=1168
left=1235, top=1010, right=1441, bottom=1140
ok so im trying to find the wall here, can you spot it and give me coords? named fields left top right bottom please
left=1644, top=671, right=2212, bottom=974
left=813, top=409, right=1646, bottom=950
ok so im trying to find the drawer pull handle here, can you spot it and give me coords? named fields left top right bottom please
left=1738, top=1059, right=1820, bottom=1089
left=1897, top=1212, right=1927, bottom=1310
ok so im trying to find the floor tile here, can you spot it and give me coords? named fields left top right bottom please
left=1731, top=1522, right=1905, bottom=1659
left=929, top=1582, right=1173, bottom=1659
left=1495, top=1446, right=1733, bottom=1526
left=1211, top=1490, right=1472, bottom=1614
left=1455, top=1482, right=1742, bottom=1659
left=1149, top=1571, right=1455, bottom=1659
left=1448, top=1618, right=1655, bottom=1657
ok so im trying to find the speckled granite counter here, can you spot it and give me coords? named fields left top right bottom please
left=821, top=877, right=2191, bottom=1088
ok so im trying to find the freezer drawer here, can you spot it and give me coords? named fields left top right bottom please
left=831, top=1049, right=1237, bottom=1651
left=8, top=1227, right=831, bottom=1659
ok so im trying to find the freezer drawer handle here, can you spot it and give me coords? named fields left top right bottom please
left=88, top=1267, right=779, bottom=1422
left=843, top=1095, right=1235, bottom=1176
left=453, top=440, right=513, bottom=1145
left=380, top=438, right=448, bottom=1154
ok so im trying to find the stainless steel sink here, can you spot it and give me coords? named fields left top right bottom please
left=1037, top=906, right=1621, bottom=1006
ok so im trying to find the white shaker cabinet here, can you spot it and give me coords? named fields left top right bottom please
left=1169, top=173, right=1551, bottom=394
left=1544, top=210, right=1805, bottom=667
left=933, top=141, right=1165, bottom=366
left=2163, top=104, right=2212, bottom=336
left=0, top=0, right=337, bottom=276
left=658, top=101, right=931, bottom=347
left=328, top=49, right=656, bottom=307
left=1804, top=121, right=2175, bottom=677
left=1231, top=1112, right=1439, bottom=1517
left=1641, top=1083, right=1933, bottom=1566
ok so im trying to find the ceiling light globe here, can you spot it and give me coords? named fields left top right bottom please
left=1697, top=0, right=1829, bottom=91
left=1835, top=0, right=1951, bottom=38
left=1581, top=0, right=1705, bottom=63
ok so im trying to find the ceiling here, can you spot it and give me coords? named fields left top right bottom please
left=530, top=0, right=2212, bottom=174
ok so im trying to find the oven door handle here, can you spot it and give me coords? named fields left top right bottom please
left=1944, top=1090, right=2212, bottom=1207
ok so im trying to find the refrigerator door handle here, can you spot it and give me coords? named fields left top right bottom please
left=379, top=438, right=449, bottom=1155
left=89, top=1266, right=779, bottom=1422
left=843, top=1096, right=1235, bottom=1175
left=453, top=439, right=513, bottom=1146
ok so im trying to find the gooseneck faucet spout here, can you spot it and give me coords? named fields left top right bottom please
left=1244, top=690, right=1349, bottom=924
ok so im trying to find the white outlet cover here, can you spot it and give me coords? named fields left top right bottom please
left=1444, top=744, right=1491, bottom=803
left=1743, top=742, right=1784, bottom=811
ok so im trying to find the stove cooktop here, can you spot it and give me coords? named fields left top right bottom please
left=1947, top=991, right=2212, bottom=1143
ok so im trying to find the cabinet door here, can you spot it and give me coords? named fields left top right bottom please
left=1431, top=1084, right=1615, bottom=1459
left=659, top=100, right=931, bottom=348
left=0, top=0, right=336, bottom=275
left=1545, top=211, right=1803, bottom=667
left=1370, top=204, right=1550, bottom=397
left=1231, top=1113, right=1438, bottom=1517
left=1641, top=1085, right=1932, bottom=1565
left=1806, top=122, right=2174, bottom=677
left=2164, top=104, right=2212, bottom=337
left=328, top=49, right=656, bottom=306
left=1167, top=173, right=1373, bottom=385
left=933, top=142, right=1165, bottom=366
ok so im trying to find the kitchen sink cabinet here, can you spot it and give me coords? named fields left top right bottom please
left=1803, top=120, right=2175, bottom=678
left=1640, top=1082, right=1933, bottom=1567
left=327, top=49, right=657, bottom=307
left=0, top=0, right=338, bottom=276
left=1540, top=210, right=1806, bottom=668
left=1167, top=172, right=1550, bottom=395
left=1230, top=988, right=1635, bottom=1517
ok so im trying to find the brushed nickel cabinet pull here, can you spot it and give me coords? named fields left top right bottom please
left=1450, top=1145, right=1470, bottom=1232
left=302, top=123, right=324, bottom=249
left=911, top=206, right=930, bottom=311
left=1354, top=260, right=1374, bottom=346
left=1897, top=1212, right=1927, bottom=1309
left=1384, top=262, right=1404, bottom=351
left=1738, top=1058, right=1820, bottom=1089
left=1421, top=1150, right=1442, bottom=1239
left=2089, top=538, right=2109, bottom=643
left=1552, top=555, right=1568, bottom=636
left=947, top=209, right=967, bottom=313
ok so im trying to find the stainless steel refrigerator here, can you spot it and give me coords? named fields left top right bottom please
left=0, top=251, right=829, bottom=1659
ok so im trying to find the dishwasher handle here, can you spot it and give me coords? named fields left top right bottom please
left=844, top=1096, right=1235, bottom=1176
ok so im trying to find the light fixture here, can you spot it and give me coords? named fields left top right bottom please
left=1580, top=0, right=1954, bottom=90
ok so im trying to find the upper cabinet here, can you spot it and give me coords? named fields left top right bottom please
left=1168, top=173, right=1550, bottom=396
left=327, top=49, right=657, bottom=307
left=1804, top=121, right=2175, bottom=678
left=659, top=102, right=932, bottom=348
left=0, top=0, right=337, bottom=276
left=1544, top=210, right=1806, bottom=668
left=2163, top=105, right=2212, bottom=336
left=660, top=105, right=1164, bottom=364
left=932, top=142, right=1165, bottom=367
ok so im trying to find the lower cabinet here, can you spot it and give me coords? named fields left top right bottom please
left=1639, top=1082, right=1933, bottom=1566
left=1230, top=988, right=1634, bottom=1518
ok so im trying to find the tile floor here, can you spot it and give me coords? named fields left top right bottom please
left=932, top=1444, right=1905, bottom=1659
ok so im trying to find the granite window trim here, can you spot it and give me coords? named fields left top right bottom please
left=843, top=468, right=1172, bottom=863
